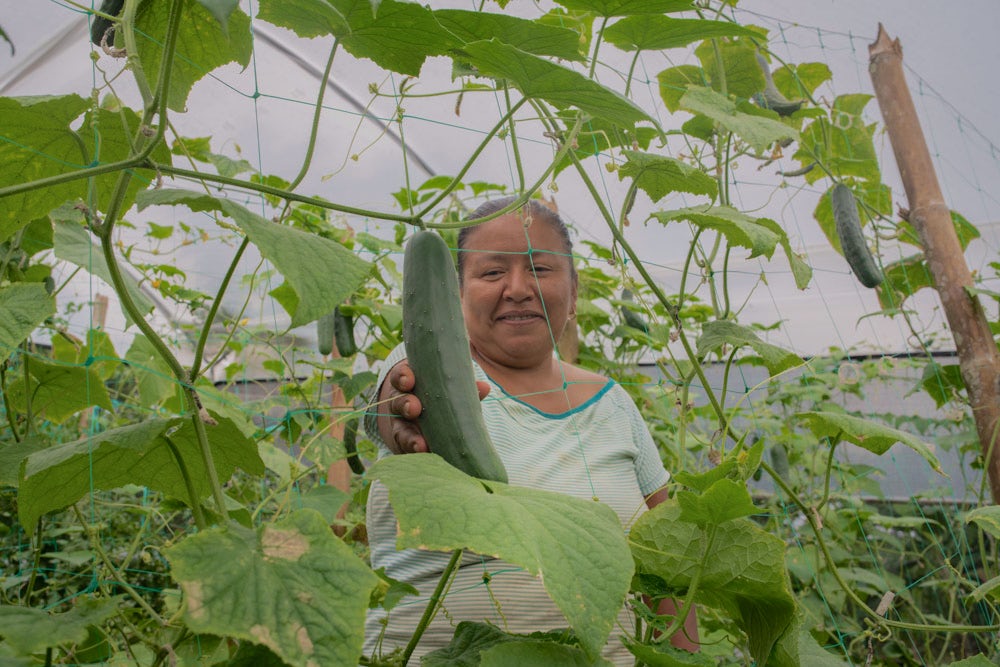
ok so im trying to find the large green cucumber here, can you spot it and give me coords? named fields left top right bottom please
left=402, top=230, right=508, bottom=483
left=831, top=183, right=884, bottom=288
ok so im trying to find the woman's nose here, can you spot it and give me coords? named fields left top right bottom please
left=504, top=267, right=535, bottom=301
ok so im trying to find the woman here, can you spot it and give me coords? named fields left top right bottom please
left=362, top=196, right=697, bottom=662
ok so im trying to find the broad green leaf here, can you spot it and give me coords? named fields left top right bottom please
left=965, top=506, right=1000, bottom=540
left=677, top=478, right=758, bottom=527
left=258, top=0, right=454, bottom=76
left=136, top=0, right=252, bottom=111
left=767, top=609, right=849, bottom=667
left=293, top=484, right=351, bottom=524
left=617, top=150, right=717, bottom=202
left=795, top=95, right=879, bottom=184
left=680, top=86, right=798, bottom=154
left=19, top=216, right=55, bottom=256
left=916, top=361, right=964, bottom=409
left=51, top=328, right=120, bottom=381
left=481, top=640, right=612, bottom=666
left=605, top=16, right=758, bottom=52
left=423, top=621, right=601, bottom=667
left=196, top=0, right=240, bottom=30
left=126, top=334, right=182, bottom=408
left=552, top=0, right=693, bottom=17
left=368, top=454, right=633, bottom=657
left=876, top=254, right=933, bottom=310
left=435, top=10, right=583, bottom=61
left=621, top=638, right=717, bottom=666
left=79, top=105, right=173, bottom=215
left=53, top=219, right=155, bottom=323
left=796, top=411, right=944, bottom=475
left=0, top=283, right=55, bottom=356
left=256, top=0, right=347, bottom=36
left=538, top=8, right=594, bottom=59
left=672, top=459, right=737, bottom=493
left=0, top=596, right=119, bottom=655
left=755, top=215, right=813, bottom=289
left=696, top=320, right=802, bottom=376
left=135, top=189, right=371, bottom=328
left=370, top=567, right=419, bottom=612
left=629, top=502, right=795, bottom=664
left=5, top=357, right=113, bottom=424
left=166, top=509, right=378, bottom=667
left=650, top=205, right=782, bottom=260
left=694, top=38, right=766, bottom=100
left=459, top=39, right=654, bottom=129
left=0, top=436, right=49, bottom=487
left=772, top=62, right=832, bottom=98
left=0, top=95, right=89, bottom=240
left=656, top=65, right=705, bottom=113
left=19, top=415, right=264, bottom=531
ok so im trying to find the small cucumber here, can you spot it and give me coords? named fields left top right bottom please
left=317, top=312, right=336, bottom=356
left=343, top=417, right=365, bottom=475
left=831, top=183, right=884, bottom=288
left=402, top=230, right=508, bottom=483
left=754, top=53, right=802, bottom=117
left=333, top=307, right=357, bottom=357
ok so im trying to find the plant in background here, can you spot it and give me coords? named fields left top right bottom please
left=0, top=0, right=998, bottom=665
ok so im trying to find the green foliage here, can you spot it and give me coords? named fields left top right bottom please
left=0, top=1, right=996, bottom=665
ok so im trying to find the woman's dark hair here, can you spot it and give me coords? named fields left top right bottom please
left=457, top=195, right=576, bottom=284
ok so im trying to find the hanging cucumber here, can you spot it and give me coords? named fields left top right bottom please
left=343, top=417, right=365, bottom=475
left=402, top=230, right=508, bottom=483
left=90, top=0, right=125, bottom=46
left=333, top=307, right=357, bottom=357
left=831, top=183, right=884, bottom=288
left=317, top=312, right=336, bottom=356
left=754, top=53, right=803, bottom=117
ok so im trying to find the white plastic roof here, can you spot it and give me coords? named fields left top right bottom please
left=2, top=1, right=998, bottom=364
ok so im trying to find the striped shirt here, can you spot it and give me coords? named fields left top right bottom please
left=362, top=344, right=670, bottom=663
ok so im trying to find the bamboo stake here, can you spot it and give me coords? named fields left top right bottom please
left=868, top=24, right=1000, bottom=504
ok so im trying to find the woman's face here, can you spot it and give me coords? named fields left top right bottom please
left=459, top=212, right=577, bottom=370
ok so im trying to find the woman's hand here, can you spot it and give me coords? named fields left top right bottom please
left=377, top=360, right=490, bottom=455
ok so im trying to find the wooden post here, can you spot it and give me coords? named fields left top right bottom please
left=869, top=24, right=1000, bottom=504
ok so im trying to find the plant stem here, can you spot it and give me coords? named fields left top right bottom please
left=815, top=434, right=841, bottom=513
left=660, top=526, right=715, bottom=642
left=24, top=518, right=44, bottom=604
left=190, top=237, right=250, bottom=379
left=164, top=436, right=208, bottom=529
left=401, top=549, right=463, bottom=665
left=588, top=16, right=609, bottom=79
left=504, top=86, right=526, bottom=192
left=287, top=39, right=340, bottom=193
left=0, top=362, right=21, bottom=442
left=416, top=97, right=527, bottom=219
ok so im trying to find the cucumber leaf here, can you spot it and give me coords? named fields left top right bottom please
left=796, top=410, right=944, bottom=474
left=136, top=0, right=252, bottom=112
left=629, top=501, right=795, bottom=664
left=135, top=189, right=371, bottom=328
left=458, top=39, right=654, bottom=129
left=19, top=415, right=264, bottom=532
left=696, top=320, right=801, bottom=376
left=369, top=454, right=632, bottom=658
left=552, top=0, right=693, bottom=17
left=680, top=86, right=798, bottom=154
left=605, top=16, right=758, bottom=52
left=617, top=150, right=717, bottom=202
left=166, top=509, right=378, bottom=667
left=0, top=283, right=55, bottom=357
